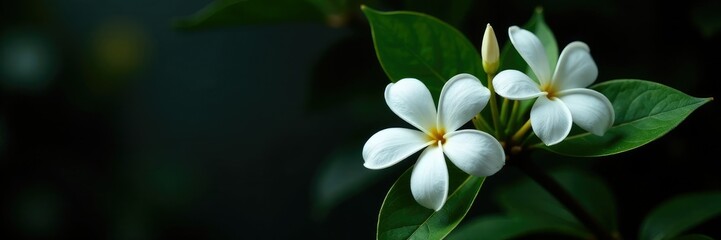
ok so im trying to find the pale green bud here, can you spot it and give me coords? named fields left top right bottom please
left=482, top=24, right=500, bottom=74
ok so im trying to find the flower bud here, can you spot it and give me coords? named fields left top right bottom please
left=482, top=23, right=500, bottom=74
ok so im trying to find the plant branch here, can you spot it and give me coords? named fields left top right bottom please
left=487, top=73, right=501, bottom=137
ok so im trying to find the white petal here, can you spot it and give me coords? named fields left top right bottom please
left=385, top=78, right=438, bottom=133
left=509, top=26, right=552, bottom=85
left=443, top=130, right=505, bottom=176
left=558, top=88, right=615, bottom=136
left=362, top=128, right=432, bottom=169
left=437, top=73, right=490, bottom=132
left=531, top=96, right=573, bottom=145
left=552, top=42, right=598, bottom=90
left=493, top=70, right=546, bottom=100
left=411, top=143, right=448, bottom=211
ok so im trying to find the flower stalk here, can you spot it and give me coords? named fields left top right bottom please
left=505, top=100, right=521, bottom=135
left=511, top=119, right=532, bottom=144
left=482, top=24, right=502, bottom=137
left=487, top=73, right=501, bottom=137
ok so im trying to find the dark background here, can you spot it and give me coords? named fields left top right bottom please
left=1, top=0, right=719, bottom=239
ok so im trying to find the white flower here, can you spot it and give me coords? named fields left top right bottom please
left=362, top=74, right=505, bottom=211
left=493, top=26, right=615, bottom=146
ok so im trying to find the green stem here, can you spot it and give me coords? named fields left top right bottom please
left=472, top=113, right=493, bottom=133
left=514, top=100, right=529, bottom=126
left=487, top=73, right=501, bottom=137
left=504, top=100, right=520, bottom=136
left=499, top=98, right=510, bottom=127
left=513, top=157, right=617, bottom=240
left=511, top=119, right=532, bottom=144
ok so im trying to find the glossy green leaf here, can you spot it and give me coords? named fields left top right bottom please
left=174, top=0, right=324, bottom=30
left=639, top=191, right=721, bottom=240
left=541, top=79, right=712, bottom=157
left=403, top=0, right=474, bottom=27
left=448, top=215, right=587, bottom=240
left=362, top=6, right=485, bottom=97
left=377, top=164, right=485, bottom=240
left=311, top=143, right=388, bottom=220
left=495, top=168, right=617, bottom=236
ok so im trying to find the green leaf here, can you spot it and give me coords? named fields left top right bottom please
left=174, top=0, right=324, bottom=30
left=495, top=168, right=617, bottom=237
left=448, top=215, right=587, bottom=240
left=310, top=143, right=388, bottom=220
left=377, top=164, right=485, bottom=240
left=639, top=191, right=721, bottom=240
left=403, top=0, right=474, bottom=27
left=541, top=79, right=712, bottom=157
left=361, top=6, right=485, bottom=97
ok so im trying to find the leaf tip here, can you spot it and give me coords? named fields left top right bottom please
left=360, top=4, right=376, bottom=14
left=698, top=96, right=713, bottom=104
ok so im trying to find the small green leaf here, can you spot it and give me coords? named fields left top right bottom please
left=541, top=79, right=712, bottom=157
left=495, top=168, right=617, bottom=237
left=174, top=0, right=324, bottom=30
left=377, top=164, right=485, bottom=240
left=639, top=191, right=721, bottom=240
left=448, top=215, right=587, bottom=240
left=362, top=6, right=485, bottom=97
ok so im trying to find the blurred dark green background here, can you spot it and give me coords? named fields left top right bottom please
left=1, top=0, right=719, bottom=239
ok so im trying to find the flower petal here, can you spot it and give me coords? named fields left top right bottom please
left=558, top=88, right=615, bottom=136
left=552, top=42, right=598, bottom=90
left=443, top=130, right=505, bottom=176
left=493, top=70, right=545, bottom=100
left=437, top=73, right=490, bottom=132
left=509, top=26, right=552, bottom=85
left=363, top=128, right=432, bottom=169
left=531, top=96, right=573, bottom=145
left=385, top=78, right=437, bottom=133
left=411, top=143, right=448, bottom=211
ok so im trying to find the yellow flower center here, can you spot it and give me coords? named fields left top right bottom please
left=541, top=83, right=558, bottom=99
left=428, top=127, right=446, bottom=145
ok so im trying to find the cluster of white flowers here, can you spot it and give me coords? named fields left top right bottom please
left=362, top=25, right=614, bottom=211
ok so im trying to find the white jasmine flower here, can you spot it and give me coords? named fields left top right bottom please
left=363, top=74, right=505, bottom=211
left=493, top=26, right=615, bottom=145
